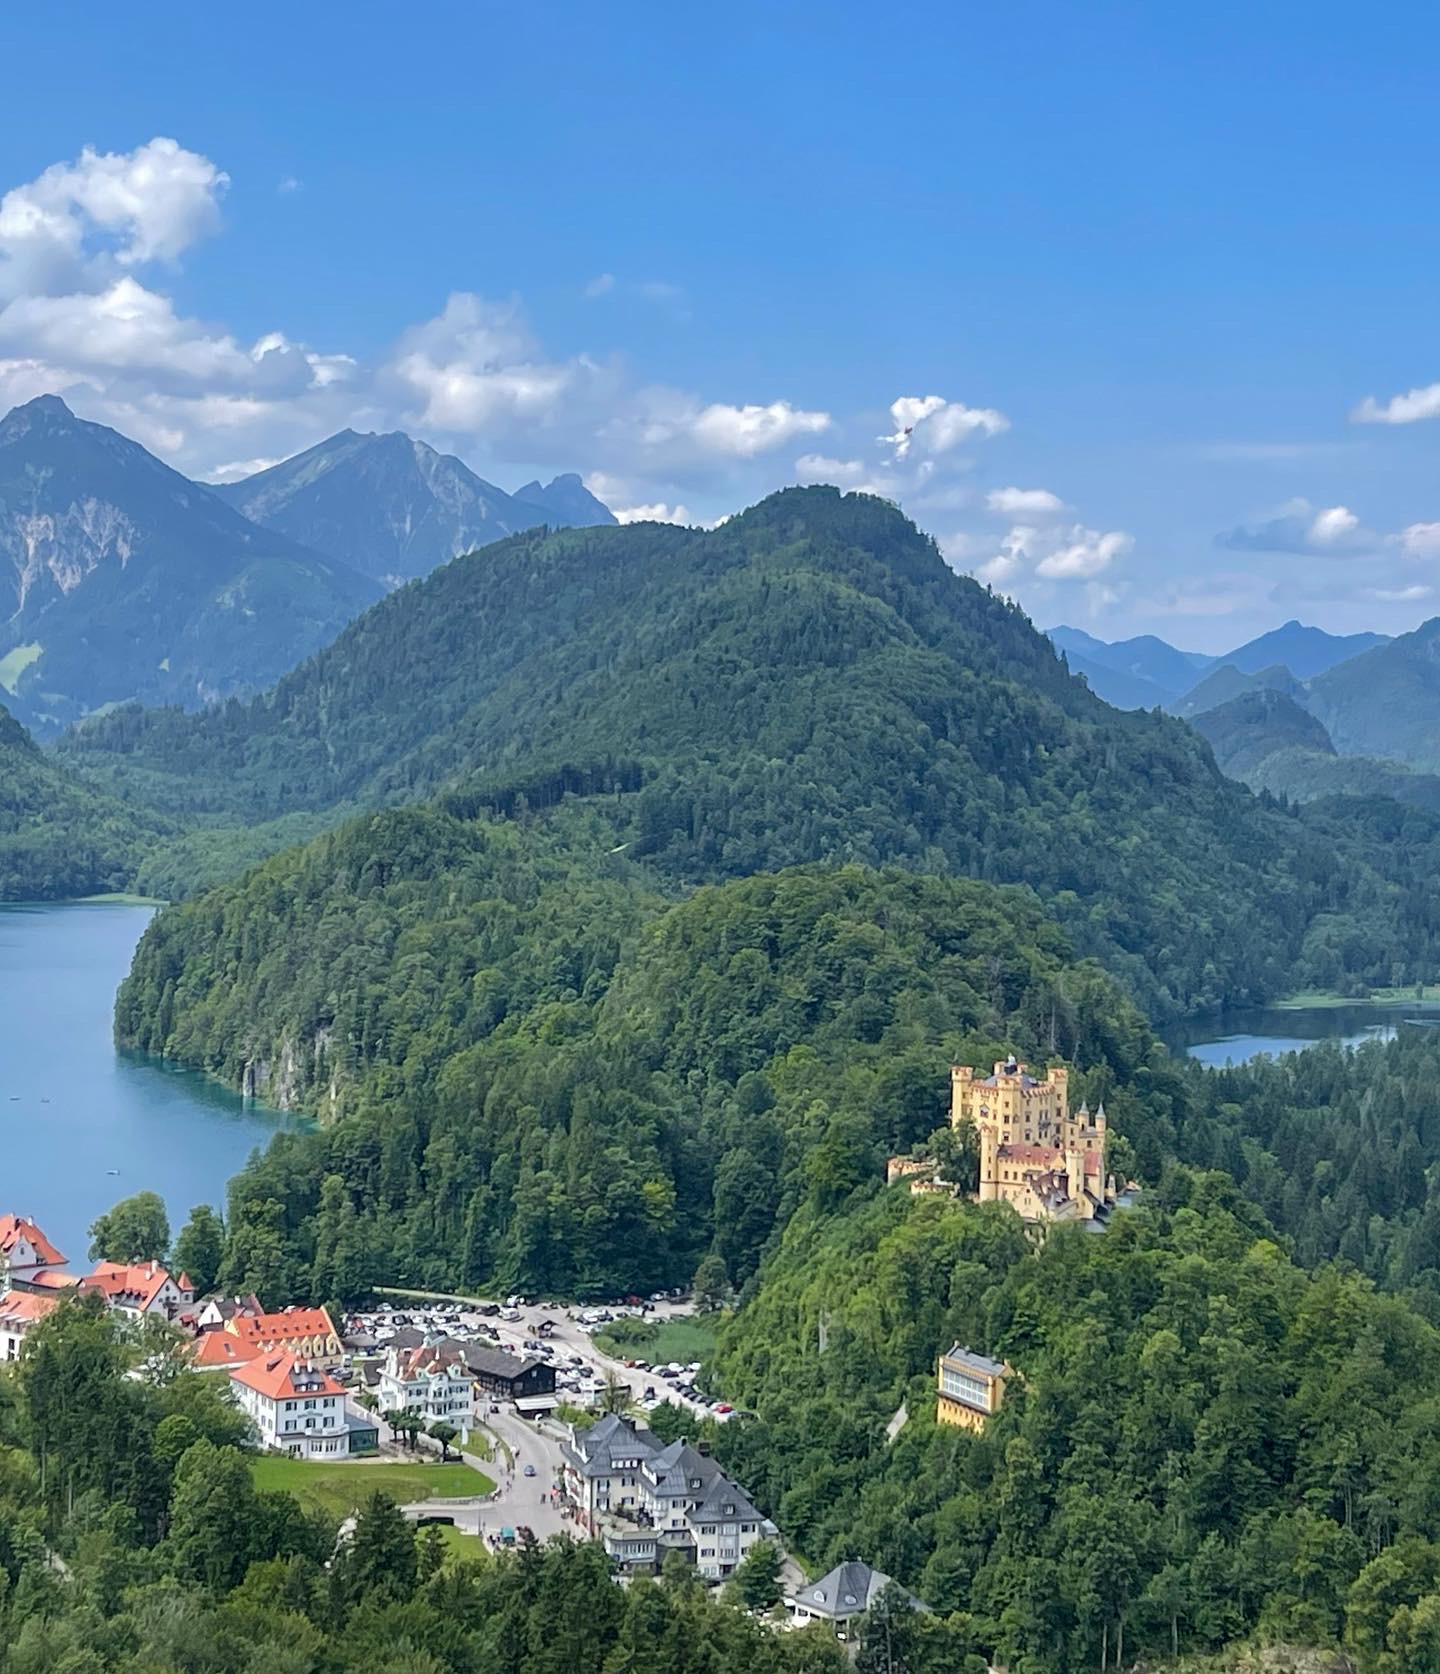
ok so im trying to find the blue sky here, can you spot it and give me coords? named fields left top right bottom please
left=2, top=0, right=1438, bottom=647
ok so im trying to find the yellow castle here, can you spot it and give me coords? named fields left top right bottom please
left=952, top=1057, right=1118, bottom=1222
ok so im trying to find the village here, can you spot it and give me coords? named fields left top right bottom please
left=0, top=1209, right=931, bottom=1637
left=0, top=1057, right=1122, bottom=1639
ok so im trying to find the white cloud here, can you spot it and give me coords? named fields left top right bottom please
left=986, top=485, right=1065, bottom=518
left=203, top=455, right=282, bottom=483
left=1399, top=522, right=1440, bottom=560
left=794, top=453, right=899, bottom=496
left=1309, top=504, right=1361, bottom=546
left=1367, top=584, right=1433, bottom=602
left=583, top=273, right=615, bottom=298
left=1353, top=382, right=1440, bottom=425
left=1218, top=498, right=1378, bottom=557
left=277, top=176, right=302, bottom=195
left=879, top=394, right=1008, bottom=460
left=967, top=521, right=1132, bottom=588
left=1036, top=525, right=1133, bottom=579
left=614, top=502, right=691, bottom=525
left=0, top=138, right=226, bottom=300
left=687, top=400, right=829, bottom=457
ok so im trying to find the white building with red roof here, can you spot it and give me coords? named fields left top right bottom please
left=229, top=1350, right=377, bottom=1458
left=0, top=1215, right=69, bottom=1293
left=0, top=1289, right=59, bottom=1360
left=80, top=1260, right=195, bottom=1319
left=377, top=1340, right=476, bottom=1433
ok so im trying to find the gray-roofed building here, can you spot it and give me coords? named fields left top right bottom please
left=561, top=1414, right=770, bottom=1579
left=785, top=1560, right=923, bottom=1634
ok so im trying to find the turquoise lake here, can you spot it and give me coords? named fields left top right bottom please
left=0, top=901, right=293, bottom=1267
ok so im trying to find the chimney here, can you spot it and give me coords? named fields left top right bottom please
left=696, top=1440, right=712, bottom=1457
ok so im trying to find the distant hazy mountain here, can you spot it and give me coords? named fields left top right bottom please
left=1304, top=619, right=1440, bottom=772
left=1049, top=621, right=1392, bottom=713
left=215, top=430, right=615, bottom=585
left=0, top=396, right=381, bottom=734
left=1192, top=687, right=1440, bottom=812
left=1048, top=625, right=1210, bottom=704
left=1060, top=648, right=1177, bottom=710
left=1175, top=662, right=1306, bottom=719
left=1220, top=619, right=1390, bottom=680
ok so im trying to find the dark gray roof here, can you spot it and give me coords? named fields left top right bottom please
left=794, top=1561, right=909, bottom=1620
left=941, top=1344, right=1007, bottom=1378
left=458, top=1343, right=546, bottom=1381
left=687, top=1474, right=761, bottom=1526
left=568, top=1414, right=662, bottom=1477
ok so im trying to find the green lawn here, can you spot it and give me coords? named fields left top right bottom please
left=594, top=1312, right=722, bottom=1364
left=249, top=1454, right=492, bottom=1519
left=424, top=1521, right=487, bottom=1568
left=1276, top=986, right=1440, bottom=1010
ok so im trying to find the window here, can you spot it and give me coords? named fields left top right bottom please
left=940, top=1366, right=990, bottom=1409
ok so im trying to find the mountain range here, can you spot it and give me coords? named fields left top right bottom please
left=213, top=428, right=614, bottom=586
left=0, top=397, right=614, bottom=735
left=0, top=397, right=382, bottom=734
left=1047, top=619, right=1390, bottom=711
left=62, top=485, right=1430, bottom=1019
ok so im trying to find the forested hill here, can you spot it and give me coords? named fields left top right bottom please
left=0, top=699, right=166, bottom=899
left=117, top=826, right=1161, bottom=1300
left=75, top=486, right=1377, bottom=1014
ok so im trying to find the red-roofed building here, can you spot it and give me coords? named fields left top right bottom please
left=80, top=1260, right=195, bottom=1319
left=229, top=1350, right=376, bottom=1458
left=188, top=1331, right=261, bottom=1373
left=0, top=1216, right=68, bottom=1293
left=224, top=1305, right=341, bottom=1365
left=0, top=1289, right=59, bottom=1359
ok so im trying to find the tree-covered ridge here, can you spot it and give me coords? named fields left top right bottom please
left=0, top=698, right=166, bottom=900
left=117, top=826, right=1158, bottom=1303
left=72, top=484, right=1390, bottom=1014
left=1175, top=1026, right=1440, bottom=1297
left=695, top=1180, right=1440, bottom=1673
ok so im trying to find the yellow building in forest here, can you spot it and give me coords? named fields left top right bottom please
left=936, top=1344, right=1009, bottom=1430
left=952, top=1057, right=1118, bottom=1223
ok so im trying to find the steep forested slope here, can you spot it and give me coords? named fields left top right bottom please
left=0, top=699, right=165, bottom=899
left=77, top=487, right=1379, bottom=1014
left=118, top=828, right=1159, bottom=1301
left=694, top=1180, right=1440, bottom=1671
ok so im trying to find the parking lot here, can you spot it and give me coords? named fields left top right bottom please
left=345, top=1290, right=730, bottom=1423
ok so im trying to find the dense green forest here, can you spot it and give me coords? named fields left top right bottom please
left=118, top=824, right=1158, bottom=1303
left=69, top=486, right=1427, bottom=1014
left=0, top=700, right=165, bottom=900
left=688, top=1179, right=1440, bottom=1673
left=0, top=1293, right=893, bottom=1674
left=1175, top=1027, right=1440, bottom=1294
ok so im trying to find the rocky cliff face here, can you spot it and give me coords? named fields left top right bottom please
left=0, top=396, right=380, bottom=733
